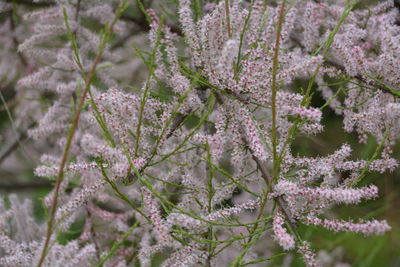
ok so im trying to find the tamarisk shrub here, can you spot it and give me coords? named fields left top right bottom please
left=0, top=0, right=399, bottom=266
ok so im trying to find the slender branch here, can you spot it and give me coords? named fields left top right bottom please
left=166, top=112, right=188, bottom=139
left=213, top=94, right=296, bottom=229
left=121, top=13, right=182, bottom=36
left=231, top=4, right=299, bottom=263
left=225, top=0, right=232, bottom=38
left=270, top=0, right=286, bottom=184
left=290, top=33, right=400, bottom=98
left=9, top=10, right=28, bottom=66
left=250, top=151, right=297, bottom=226
left=134, top=75, right=152, bottom=157
left=127, top=111, right=189, bottom=182
left=74, top=0, right=81, bottom=21
left=36, top=46, right=101, bottom=267
left=96, top=221, right=140, bottom=267
left=86, top=208, right=101, bottom=261
left=35, top=5, right=126, bottom=266
left=0, top=122, right=33, bottom=165
left=0, top=95, right=18, bottom=112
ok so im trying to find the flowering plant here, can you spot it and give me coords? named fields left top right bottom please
left=0, top=0, right=399, bottom=266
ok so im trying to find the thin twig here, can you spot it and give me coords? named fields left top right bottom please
left=0, top=122, right=33, bottom=165
left=9, top=10, right=28, bottom=66
left=250, top=151, right=297, bottom=226
left=225, top=0, right=232, bottom=38
left=127, top=111, right=189, bottom=182
left=35, top=5, right=126, bottom=266
left=165, top=113, right=188, bottom=139
left=270, top=0, right=286, bottom=185
left=290, top=33, right=400, bottom=98
left=36, top=43, right=102, bottom=267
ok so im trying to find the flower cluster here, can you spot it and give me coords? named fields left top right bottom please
left=0, top=0, right=399, bottom=266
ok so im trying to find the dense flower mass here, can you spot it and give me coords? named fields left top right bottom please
left=0, top=0, right=399, bottom=266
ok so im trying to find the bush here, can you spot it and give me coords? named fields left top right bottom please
left=0, top=0, right=399, bottom=266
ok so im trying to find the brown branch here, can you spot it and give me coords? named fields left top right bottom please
left=36, top=51, right=102, bottom=267
left=74, top=0, right=81, bottom=22
left=8, top=11, right=28, bottom=67
left=112, top=14, right=182, bottom=51
left=290, top=33, right=400, bottom=98
left=225, top=89, right=250, bottom=104
left=213, top=89, right=298, bottom=227
left=270, top=0, right=286, bottom=185
left=0, top=131, right=26, bottom=165
left=165, top=113, right=188, bottom=139
left=250, top=151, right=297, bottom=226
left=120, top=13, right=182, bottom=36
left=86, top=208, right=101, bottom=261
left=35, top=6, right=124, bottom=266
left=0, top=122, right=34, bottom=165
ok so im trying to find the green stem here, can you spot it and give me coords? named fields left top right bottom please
left=36, top=4, right=127, bottom=267
left=205, top=142, right=215, bottom=266
left=96, top=221, right=140, bottom=267
left=271, top=0, right=286, bottom=184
